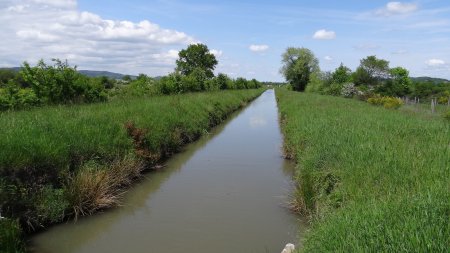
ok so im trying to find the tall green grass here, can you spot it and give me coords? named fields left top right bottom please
left=0, top=90, right=262, bottom=175
left=0, top=89, right=263, bottom=252
left=0, top=219, right=25, bottom=253
left=276, top=89, right=449, bottom=252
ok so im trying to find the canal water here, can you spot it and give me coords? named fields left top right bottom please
left=31, top=89, right=303, bottom=253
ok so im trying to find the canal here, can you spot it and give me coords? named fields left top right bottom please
left=31, top=89, right=303, bottom=253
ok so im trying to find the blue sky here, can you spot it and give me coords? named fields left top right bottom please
left=1, top=0, right=449, bottom=81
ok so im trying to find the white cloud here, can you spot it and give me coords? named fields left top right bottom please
left=16, top=30, right=59, bottom=42
left=376, top=2, right=418, bottom=16
left=249, top=44, right=269, bottom=52
left=425, top=59, right=446, bottom=67
left=0, top=0, right=197, bottom=75
left=209, top=49, right=223, bottom=57
left=312, top=29, right=336, bottom=40
left=31, top=0, right=77, bottom=8
left=324, top=56, right=333, bottom=61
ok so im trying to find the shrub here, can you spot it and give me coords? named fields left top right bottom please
left=0, top=88, right=13, bottom=110
left=0, top=83, right=41, bottom=110
left=382, top=97, right=403, bottom=109
left=21, top=59, right=107, bottom=104
left=444, top=111, right=450, bottom=121
left=323, top=83, right=342, bottom=96
left=16, top=88, right=40, bottom=107
left=158, top=73, right=182, bottom=94
left=234, top=77, right=248, bottom=89
left=438, top=91, right=449, bottom=104
left=180, top=68, right=207, bottom=92
left=115, top=75, right=156, bottom=98
left=341, top=83, right=357, bottom=98
left=204, top=78, right=219, bottom=91
left=368, top=95, right=403, bottom=109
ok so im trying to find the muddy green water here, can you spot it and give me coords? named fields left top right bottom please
left=30, top=90, right=304, bottom=253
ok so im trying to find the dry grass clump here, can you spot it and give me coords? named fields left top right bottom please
left=65, top=157, right=144, bottom=219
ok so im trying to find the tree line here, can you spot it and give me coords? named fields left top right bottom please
left=0, top=44, right=262, bottom=111
left=280, top=47, right=450, bottom=103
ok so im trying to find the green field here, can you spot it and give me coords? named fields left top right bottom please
left=0, top=89, right=263, bottom=251
left=276, top=88, right=449, bottom=252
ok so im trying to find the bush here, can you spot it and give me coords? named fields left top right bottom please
left=215, top=73, right=230, bottom=90
left=114, top=75, right=157, bottom=98
left=0, top=88, right=13, bottom=110
left=438, top=91, right=449, bottom=104
left=0, top=82, right=41, bottom=110
left=158, top=73, right=183, bottom=94
left=180, top=68, right=207, bottom=92
left=368, top=95, right=403, bottom=109
left=444, top=111, right=450, bottom=121
left=21, top=59, right=107, bottom=104
left=323, top=83, right=343, bottom=96
left=234, top=77, right=248, bottom=89
left=16, top=88, right=40, bottom=107
left=340, top=83, right=357, bottom=98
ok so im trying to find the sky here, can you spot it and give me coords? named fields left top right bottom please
left=0, top=0, right=449, bottom=81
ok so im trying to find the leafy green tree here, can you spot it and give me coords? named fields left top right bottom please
left=332, top=63, right=352, bottom=84
left=99, top=76, right=114, bottom=89
left=280, top=47, right=319, bottom=91
left=176, top=44, right=218, bottom=78
left=216, top=73, right=230, bottom=90
left=377, top=67, right=411, bottom=96
left=158, top=73, right=183, bottom=94
left=181, top=67, right=208, bottom=92
left=234, top=77, right=248, bottom=89
left=305, top=71, right=327, bottom=93
left=248, top=79, right=261, bottom=89
left=353, top=55, right=389, bottom=86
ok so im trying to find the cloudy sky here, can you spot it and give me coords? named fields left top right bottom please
left=1, top=0, right=449, bottom=81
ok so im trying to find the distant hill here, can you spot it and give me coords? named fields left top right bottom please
left=78, top=70, right=137, bottom=79
left=0, top=67, right=21, bottom=72
left=0, top=67, right=137, bottom=80
left=411, top=77, right=449, bottom=83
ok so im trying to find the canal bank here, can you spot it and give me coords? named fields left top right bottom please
left=31, top=90, right=304, bottom=253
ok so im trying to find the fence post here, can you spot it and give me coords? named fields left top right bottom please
left=431, top=98, right=435, bottom=114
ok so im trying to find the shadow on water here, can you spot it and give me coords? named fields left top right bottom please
left=30, top=90, right=306, bottom=253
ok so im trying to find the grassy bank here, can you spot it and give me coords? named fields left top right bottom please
left=0, top=89, right=263, bottom=252
left=276, top=89, right=449, bottom=252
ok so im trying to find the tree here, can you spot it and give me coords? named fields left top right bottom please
left=377, top=67, right=411, bottom=96
left=331, top=63, right=352, bottom=84
left=353, top=55, right=389, bottom=86
left=176, top=44, right=218, bottom=78
left=280, top=47, right=319, bottom=91
left=122, top=75, right=132, bottom=82
left=216, top=73, right=230, bottom=90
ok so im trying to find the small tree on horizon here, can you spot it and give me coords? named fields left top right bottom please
left=175, top=44, right=218, bottom=78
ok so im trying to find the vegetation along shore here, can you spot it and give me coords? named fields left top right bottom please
left=0, top=43, right=264, bottom=252
left=276, top=45, right=449, bottom=252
